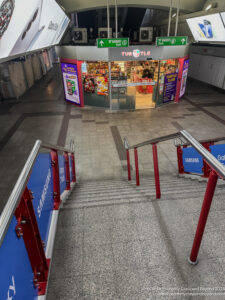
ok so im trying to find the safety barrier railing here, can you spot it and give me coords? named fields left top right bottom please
left=124, top=130, right=225, bottom=265
left=175, top=136, right=225, bottom=178
left=0, top=139, right=76, bottom=298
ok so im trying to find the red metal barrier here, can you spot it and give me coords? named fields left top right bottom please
left=202, top=143, right=213, bottom=178
left=15, top=187, right=50, bottom=295
left=50, top=150, right=61, bottom=210
left=177, top=146, right=184, bottom=174
left=134, top=148, right=140, bottom=186
left=188, top=169, right=218, bottom=264
left=71, top=153, right=76, bottom=183
left=152, top=144, right=161, bottom=199
left=64, top=152, right=71, bottom=190
left=126, top=149, right=131, bottom=181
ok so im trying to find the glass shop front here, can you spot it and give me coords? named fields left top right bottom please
left=81, top=58, right=180, bottom=110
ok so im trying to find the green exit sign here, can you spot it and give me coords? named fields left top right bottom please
left=97, top=38, right=129, bottom=48
left=156, top=36, right=188, bottom=46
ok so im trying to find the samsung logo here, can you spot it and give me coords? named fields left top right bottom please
left=60, top=167, right=65, bottom=183
left=185, top=158, right=199, bottom=163
left=37, top=169, right=51, bottom=218
left=218, top=155, right=225, bottom=161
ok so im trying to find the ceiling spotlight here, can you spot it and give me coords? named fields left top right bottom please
left=205, top=4, right=212, bottom=10
left=172, top=13, right=176, bottom=18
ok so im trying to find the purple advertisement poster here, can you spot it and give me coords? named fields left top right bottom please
left=61, top=63, right=81, bottom=105
left=163, top=72, right=178, bottom=102
left=179, top=59, right=189, bottom=98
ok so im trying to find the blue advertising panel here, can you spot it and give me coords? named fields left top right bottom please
left=179, top=59, right=189, bottom=98
left=210, top=144, right=225, bottom=166
left=61, top=63, right=81, bottom=105
left=163, top=72, right=178, bottom=102
left=27, top=153, right=53, bottom=247
left=182, top=147, right=203, bottom=174
left=0, top=216, right=38, bottom=300
left=58, top=155, right=66, bottom=194
left=69, top=155, right=73, bottom=182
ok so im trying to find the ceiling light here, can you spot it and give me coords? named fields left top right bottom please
left=205, top=4, right=212, bottom=10
left=172, top=13, right=176, bottom=18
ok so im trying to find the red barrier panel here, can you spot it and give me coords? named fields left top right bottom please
left=134, top=148, right=140, bottom=186
left=126, top=149, right=131, bottom=181
left=64, top=152, right=71, bottom=190
left=152, top=144, right=161, bottom=199
left=50, top=150, right=61, bottom=210
left=15, top=187, right=49, bottom=295
left=189, top=169, right=218, bottom=264
left=71, top=153, right=76, bottom=183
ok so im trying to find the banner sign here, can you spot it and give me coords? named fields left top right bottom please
left=182, top=147, right=203, bottom=174
left=179, top=59, right=189, bottom=98
left=27, top=153, right=54, bottom=247
left=210, top=144, right=225, bottom=166
left=0, top=216, right=38, bottom=300
left=58, top=155, right=66, bottom=194
left=163, top=73, right=178, bottom=102
left=61, top=63, right=81, bottom=105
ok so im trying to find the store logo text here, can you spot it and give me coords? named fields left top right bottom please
left=121, top=49, right=151, bottom=58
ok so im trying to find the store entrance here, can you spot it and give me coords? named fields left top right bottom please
left=111, top=61, right=159, bottom=110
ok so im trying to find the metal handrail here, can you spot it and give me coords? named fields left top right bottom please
left=175, top=135, right=225, bottom=147
left=125, top=129, right=225, bottom=180
left=0, top=139, right=74, bottom=247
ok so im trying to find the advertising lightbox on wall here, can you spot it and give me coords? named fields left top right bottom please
left=186, top=13, right=225, bottom=42
left=61, top=62, right=81, bottom=105
left=0, top=0, right=69, bottom=60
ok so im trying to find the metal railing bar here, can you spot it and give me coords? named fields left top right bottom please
left=42, top=142, right=73, bottom=153
left=0, top=140, right=42, bottom=246
left=128, top=132, right=180, bottom=149
left=175, top=136, right=225, bottom=147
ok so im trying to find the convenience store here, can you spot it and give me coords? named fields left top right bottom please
left=58, top=45, right=189, bottom=110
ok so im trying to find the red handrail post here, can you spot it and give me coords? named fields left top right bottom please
left=50, top=150, right=61, bottom=210
left=177, top=146, right=184, bottom=174
left=134, top=148, right=140, bottom=186
left=202, top=142, right=213, bottom=178
left=15, top=187, right=50, bottom=295
left=71, top=153, right=76, bottom=183
left=126, top=149, right=131, bottom=181
left=64, top=152, right=71, bottom=190
left=152, top=143, right=161, bottom=199
left=188, top=169, right=218, bottom=265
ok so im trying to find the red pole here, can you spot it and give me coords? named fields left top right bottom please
left=126, top=149, right=131, bottom=181
left=188, top=169, right=218, bottom=264
left=177, top=146, right=184, bottom=174
left=202, top=143, right=213, bottom=178
left=50, top=150, right=61, bottom=210
left=134, top=148, right=140, bottom=186
left=71, top=153, right=76, bottom=183
left=64, top=152, right=71, bottom=190
left=152, top=143, right=161, bottom=199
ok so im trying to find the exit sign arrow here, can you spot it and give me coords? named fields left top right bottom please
left=97, top=38, right=129, bottom=48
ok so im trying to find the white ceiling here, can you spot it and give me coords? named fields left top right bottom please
left=57, top=0, right=207, bottom=14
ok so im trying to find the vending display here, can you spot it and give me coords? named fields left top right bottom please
left=61, top=63, right=80, bottom=105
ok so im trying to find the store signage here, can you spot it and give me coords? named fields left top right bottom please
left=163, top=73, right=178, bottom=102
left=179, top=59, right=189, bottom=98
left=121, top=49, right=151, bottom=58
left=156, top=36, right=188, bottom=46
left=210, top=144, right=225, bottom=166
left=97, top=38, right=129, bottom=48
left=61, top=63, right=81, bottom=105
left=112, top=81, right=155, bottom=88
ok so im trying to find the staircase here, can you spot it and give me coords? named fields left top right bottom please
left=47, top=176, right=225, bottom=299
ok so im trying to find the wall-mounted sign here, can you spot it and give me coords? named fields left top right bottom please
left=179, top=59, right=189, bottom=98
left=121, top=49, right=151, bottom=58
left=163, top=72, right=178, bottom=102
left=156, top=36, right=188, bottom=46
left=61, top=62, right=81, bottom=105
left=97, top=37, right=129, bottom=48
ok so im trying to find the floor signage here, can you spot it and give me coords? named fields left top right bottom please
left=97, top=38, right=129, bottom=48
